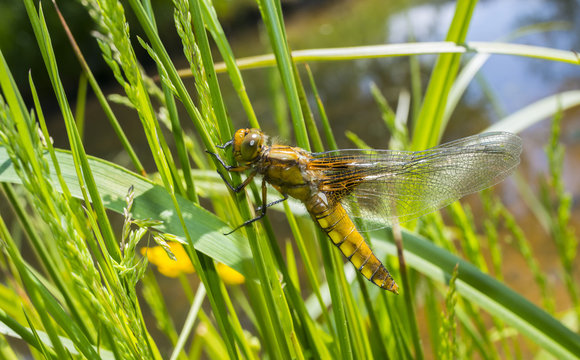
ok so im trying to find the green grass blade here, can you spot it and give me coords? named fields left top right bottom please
left=201, top=0, right=259, bottom=128
left=358, top=278, right=390, bottom=359
left=293, top=64, right=324, bottom=152
left=211, top=42, right=580, bottom=72
left=283, top=203, right=331, bottom=325
left=411, top=0, right=477, bottom=149
left=485, top=90, right=580, bottom=133
left=391, top=225, right=424, bottom=360
left=268, top=65, right=291, bottom=139
left=125, top=0, right=213, bottom=151
left=51, top=1, right=145, bottom=175
left=257, top=0, right=309, bottom=150
left=74, top=74, right=87, bottom=139
left=0, top=309, right=55, bottom=358
left=304, top=64, right=338, bottom=150
left=318, top=231, right=353, bottom=359
left=371, top=230, right=580, bottom=359
left=170, top=284, right=206, bottom=360
left=187, top=0, right=232, bottom=140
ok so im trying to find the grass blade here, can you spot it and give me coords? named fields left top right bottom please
left=411, top=0, right=477, bottom=149
left=209, top=42, right=580, bottom=73
left=372, top=230, right=580, bottom=359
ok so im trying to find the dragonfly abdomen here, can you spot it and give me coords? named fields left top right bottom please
left=306, top=193, right=399, bottom=294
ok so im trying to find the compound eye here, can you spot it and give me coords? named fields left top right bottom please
left=240, top=132, right=261, bottom=161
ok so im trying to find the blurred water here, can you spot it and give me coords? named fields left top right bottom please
left=276, top=0, right=580, bottom=139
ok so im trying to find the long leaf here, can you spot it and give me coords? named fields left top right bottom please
left=0, top=148, right=251, bottom=274
left=203, top=42, right=580, bottom=74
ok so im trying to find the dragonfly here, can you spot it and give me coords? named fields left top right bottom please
left=208, top=128, right=522, bottom=294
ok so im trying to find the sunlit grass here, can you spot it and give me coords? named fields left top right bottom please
left=0, top=0, right=579, bottom=359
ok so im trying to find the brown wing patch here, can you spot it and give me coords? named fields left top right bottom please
left=308, top=157, right=367, bottom=203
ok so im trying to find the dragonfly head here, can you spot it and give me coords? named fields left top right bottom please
left=233, top=128, right=266, bottom=164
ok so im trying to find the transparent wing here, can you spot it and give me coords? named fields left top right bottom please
left=308, top=132, right=522, bottom=228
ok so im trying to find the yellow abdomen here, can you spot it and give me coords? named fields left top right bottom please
left=306, top=194, right=399, bottom=294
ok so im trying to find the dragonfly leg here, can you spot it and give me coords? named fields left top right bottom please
left=217, top=169, right=258, bottom=193
left=256, top=193, right=288, bottom=211
left=205, top=150, right=248, bottom=172
left=216, top=139, right=233, bottom=149
left=224, top=178, right=270, bottom=235
left=206, top=150, right=256, bottom=193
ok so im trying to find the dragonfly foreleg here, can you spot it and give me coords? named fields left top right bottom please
left=216, top=139, right=233, bottom=149
left=205, top=150, right=248, bottom=172
left=206, top=150, right=256, bottom=193
left=218, top=169, right=258, bottom=194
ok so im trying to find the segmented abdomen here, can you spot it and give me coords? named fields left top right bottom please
left=306, top=193, right=399, bottom=294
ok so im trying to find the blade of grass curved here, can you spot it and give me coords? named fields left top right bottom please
left=200, top=0, right=259, bottom=128
left=188, top=0, right=231, bottom=141
left=208, top=42, right=580, bottom=73
left=305, top=64, right=338, bottom=150
left=51, top=1, right=145, bottom=175
left=0, top=148, right=252, bottom=273
left=484, top=90, right=580, bottom=133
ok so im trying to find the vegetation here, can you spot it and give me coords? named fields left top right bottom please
left=0, top=0, right=579, bottom=358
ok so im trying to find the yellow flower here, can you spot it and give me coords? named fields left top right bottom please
left=142, top=242, right=245, bottom=285
left=217, top=262, right=245, bottom=285
left=141, top=242, right=194, bottom=278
